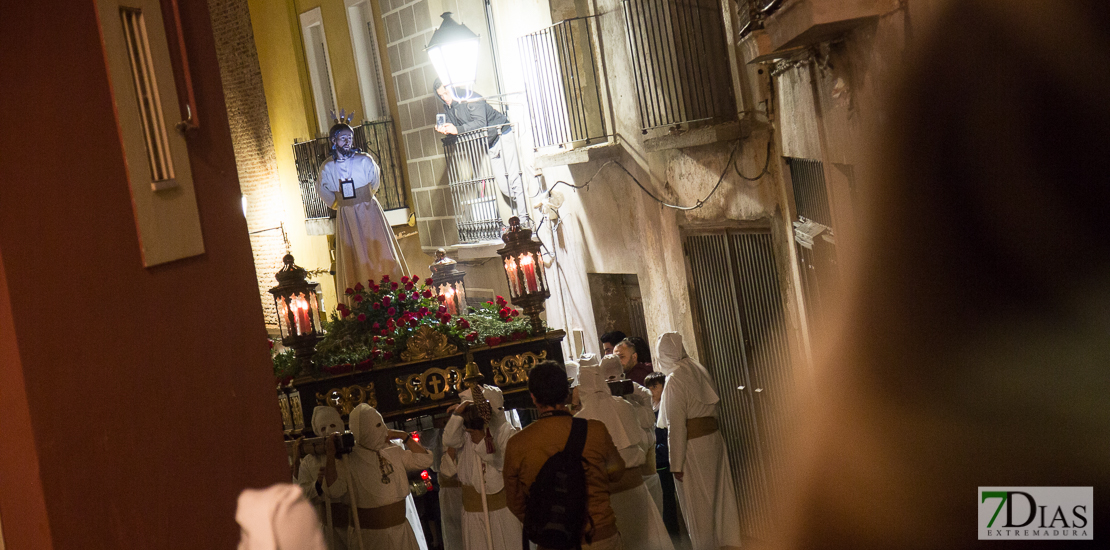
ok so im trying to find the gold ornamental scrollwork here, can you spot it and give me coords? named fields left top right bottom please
left=491, top=351, right=547, bottom=386
left=315, top=383, right=378, bottom=416
left=395, top=366, right=464, bottom=405
left=400, top=325, right=459, bottom=362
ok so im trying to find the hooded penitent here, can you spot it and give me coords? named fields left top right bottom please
left=311, top=405, right=344, bottom=437
left=654, top=332, right=719, bottom=429
left=564, top=361, right=580, bottom=387
left=347, top=402, right=408, bottom=504
left=601, top=353, right=624, bottom=380
left=575, top=362, right=640, bottom=451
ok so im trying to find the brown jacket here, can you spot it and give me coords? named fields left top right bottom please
left=503, top=411, right=626, bottom=542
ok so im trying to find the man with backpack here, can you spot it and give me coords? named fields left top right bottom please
left=503, top=360, right=626, bottom=550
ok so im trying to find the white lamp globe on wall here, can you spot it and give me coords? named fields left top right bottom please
left=425, top=12, right=480, bottom=91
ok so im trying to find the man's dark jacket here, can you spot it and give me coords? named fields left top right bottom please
left=438, top=89, right=509, bottom=147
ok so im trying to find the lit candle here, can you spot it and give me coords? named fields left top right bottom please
left=293, top=294, right=311, bottom=335
left=278, top=299, right=291, bottom=337
left=455, top=282, right=467, bottom=313
left=519, top=254, right=538, bottom=293
left=444, top=286, right=457, bottom=316
left=504, top=257, right=520, bottom=296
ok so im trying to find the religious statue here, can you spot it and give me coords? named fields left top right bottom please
left=315, top=110, right=409, bottom=297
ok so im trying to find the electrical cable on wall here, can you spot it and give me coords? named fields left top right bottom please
left=545, top=137, right=772, bottom=211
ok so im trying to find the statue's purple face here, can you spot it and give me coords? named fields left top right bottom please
left=332, top=128, right=355, bottom=159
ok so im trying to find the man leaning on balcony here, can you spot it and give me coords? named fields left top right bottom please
left=432, top=79, right=523, bottom=214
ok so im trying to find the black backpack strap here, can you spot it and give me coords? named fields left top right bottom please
left=566, top=417, right=588, bottom=457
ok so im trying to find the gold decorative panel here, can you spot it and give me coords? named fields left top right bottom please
left=491, top=351, right=547, bottom=386
left=400, top=326, right=458, bottom=362
left=396, top=366, right=464, bottom=405
left=315, top=383, right=378, bottom=415
left=277, top=392, right=294, bottom=433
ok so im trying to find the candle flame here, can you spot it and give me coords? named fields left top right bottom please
left=519, top=254, right=534, bottom=266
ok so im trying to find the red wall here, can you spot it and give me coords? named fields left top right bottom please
left=0, top=1, right=290, bottom=548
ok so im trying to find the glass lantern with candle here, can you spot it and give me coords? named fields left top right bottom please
left=496, top=217, right=550, bottom=334
left=269, top=254, right=325, bottom=369
left=430, top=248, right=468, bottom=316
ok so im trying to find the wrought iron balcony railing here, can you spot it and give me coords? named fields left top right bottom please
left=293, top=119, right=407, bottom=230
left=442, top=123, right=530, bottom=244
left=519, top=17, right=609, bottom=151
left=621, top=0, right=736, bottom=132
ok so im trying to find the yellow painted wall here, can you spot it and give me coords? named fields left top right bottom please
left=248, top=0, right=430, bottom=311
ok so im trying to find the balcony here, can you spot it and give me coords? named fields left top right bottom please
left=519, top=17, right=610, bottom=152
left=442, top=123, right=530, bottom=244
left=292, top=119, right=408, bottom=235
left=621, top=0, right=736, bottom=133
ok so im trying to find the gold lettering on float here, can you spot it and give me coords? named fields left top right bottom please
left=491, top=351, right=547, bottom=386
left=315, top=383, right=378, bottom=415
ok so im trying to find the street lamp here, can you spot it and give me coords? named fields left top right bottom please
left=497, top=216, right=550, bottom=334
left=269, top=253, right=325, bottom=368
left=430, top=248, right=468, bottom=316
left=425, top=12, right=481, bottom=90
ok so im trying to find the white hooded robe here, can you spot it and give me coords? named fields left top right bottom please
left=442, top=385, right=523, bottom=550
left=656, top=332, right=742, bottom=550
left=324, top=404, right=433, bottom=550
left=577, top=361, right=674, bottom=550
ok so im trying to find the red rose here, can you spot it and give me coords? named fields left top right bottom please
left=372, top=302, right=381, bottom=310
left=438, top=305, right=447, bottom=314
left=268, top=339, right=275, bottom=349
left=356, top=358, right=373, bottom=371
left=438, top=295, right=447, bottom=303
left=486, top=336, right=502, bottom=346
left=440, top=314, right=451, bottom=324
left=370, top=284, right=380, bottom=293
left=418, top=307, right=429, bottom=316
left=385, top=337, right=395, bottom=346
left=340, top=310, right=349, bottom=318
left=401, top=275, right=410, bottom=284
left=383, top=351, right=393, bottom=361
left=354, top=282, right=364, bottom=291
left=353, top=294, right=363, bottom=303
left=425, top=277, right=434, bottom=286
left=511, top=309, right=521, bottom=317
left=357, top=313, right=367, bottom=322
left=372, top=322, right=381, bottom=330
left=496, top=296, right=507, bottom=306
left=397, top=292, right=406, bottom=301
left=380, top=329, right=388, bottom=336
left=409, top=318, right=419, bottom=327
left=382, top=275, right=391, bottom=283
left=486, top=301, right=494, bottom=306
left=422, top=289, right=433, bottom=298
left=499, top=307, right=510, bottom=317
left=457, top=318, right=470, bottom=329
left=391, top=282, right=399, bottom=290
left=466, top=331, right=478, bottom=342
left=371, top=348, right=382, bottom=359
left=405, top=282, right=414, bottom=291
left=387, top=307, right=396, bottom=317
left=345, top=288, right=355, bottom=295
left=373, top=335, right=381, bottom=343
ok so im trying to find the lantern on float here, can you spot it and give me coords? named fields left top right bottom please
left=430, top=248, right=468, bottom=316
left=497, top=216, right=549, bottom=334
left=269, top=254, right=325, bottom=367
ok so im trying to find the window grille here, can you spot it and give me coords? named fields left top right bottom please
left=621, top=0, right=736, bottom=131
